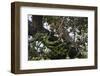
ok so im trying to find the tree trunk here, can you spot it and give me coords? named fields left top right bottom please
left=32, top=15, right=43, bottom=32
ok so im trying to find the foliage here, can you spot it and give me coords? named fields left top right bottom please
left=28, top=15, right=88, bottom=60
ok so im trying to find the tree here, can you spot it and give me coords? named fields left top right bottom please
left=28, top=15, right=88, bottom=60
